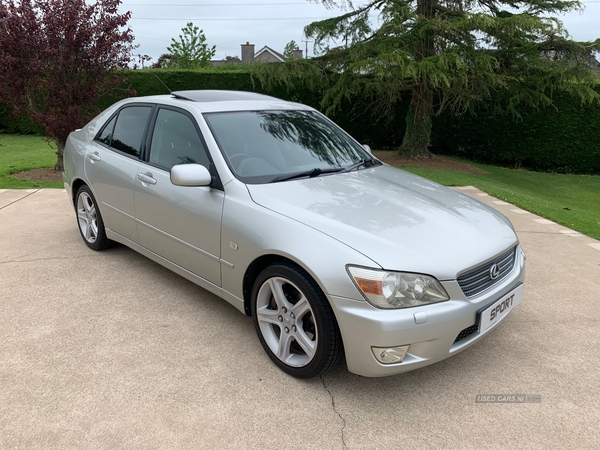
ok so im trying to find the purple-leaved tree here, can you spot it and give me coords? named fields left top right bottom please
left=0, top=0, right=136, bottom=170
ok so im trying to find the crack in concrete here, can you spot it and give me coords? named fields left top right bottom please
left=0, top=189, right=41, bottom=211
left=0, top=255, right=95, bottom=265
left=320, top=374, right=348, bottom=449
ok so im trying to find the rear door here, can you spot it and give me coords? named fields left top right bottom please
left=133, top=106, right=224, bottom=287
left=85, top=105, right=153, bottom=242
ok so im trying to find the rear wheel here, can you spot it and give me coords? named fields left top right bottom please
left=251, top=263, right=342, bottom=378
left=75, top=185, right=113, bottom=251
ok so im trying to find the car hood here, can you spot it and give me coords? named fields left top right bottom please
left=246, top=165, right=518, bottom=280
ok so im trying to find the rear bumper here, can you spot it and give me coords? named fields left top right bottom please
left=329, top=246, right=526, bottom=377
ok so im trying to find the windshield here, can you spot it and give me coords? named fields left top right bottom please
left=204, top=110, right=378, bottom=184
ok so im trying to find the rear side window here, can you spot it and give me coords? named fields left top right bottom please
left=96, top=116, right=116, bottom=147
left=96, top=106, right=152, bottom=158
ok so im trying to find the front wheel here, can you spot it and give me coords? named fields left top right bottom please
left=251, top=263, right=342, bottom=378
left=75, top=185, right=113, bottom=251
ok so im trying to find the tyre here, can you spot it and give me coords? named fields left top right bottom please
left=75, top=185, right=113, bottom=251
left=251, top=263, right=342, bottom=378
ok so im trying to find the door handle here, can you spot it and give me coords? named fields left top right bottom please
left=137, top=173, right=157, bottom=185
left=87, top=152, right=101, bottom=162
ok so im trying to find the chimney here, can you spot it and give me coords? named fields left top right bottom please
left=241, top=42, right=255, bottom=64
left=292, top=47, right=303, bottom=60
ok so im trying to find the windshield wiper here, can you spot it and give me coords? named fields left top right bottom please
left=270, top=159, right=377, bottom=183
left=340, top=158, right=373, bottom=173
left=271, top=168, right=321, bottom=183
left=271, top=167, right=341, bottom=183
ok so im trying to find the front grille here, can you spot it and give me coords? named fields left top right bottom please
left=457, top=246, right=516, bottom=298
left=454, top=324, right=478, bottom=343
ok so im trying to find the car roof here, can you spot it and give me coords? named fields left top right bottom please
left=172, top=90, right=277, bottom=102
left=131, top=90, right=311, bottom=113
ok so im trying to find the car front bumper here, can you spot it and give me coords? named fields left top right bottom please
left=329, top=246, right=526, bottom=377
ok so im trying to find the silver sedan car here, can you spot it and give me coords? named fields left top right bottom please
left=63, top=90, right=525, bottom=378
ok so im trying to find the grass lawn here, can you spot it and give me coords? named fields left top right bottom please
left=399, top=162, right=600, bottom=241
left=0, top=134, right=63, bottom=189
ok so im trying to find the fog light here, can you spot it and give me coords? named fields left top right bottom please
left=372, top=345, right=410, bottom=364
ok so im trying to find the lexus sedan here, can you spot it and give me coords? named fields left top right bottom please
left=63, top=90, right=525, bottom=378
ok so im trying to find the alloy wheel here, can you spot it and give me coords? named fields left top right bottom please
left=255, top=276, right=318, bottom=367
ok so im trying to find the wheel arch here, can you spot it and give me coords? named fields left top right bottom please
left=70, top=178, right=88, bottom=207
left=242, top=254, right=322, bottom=316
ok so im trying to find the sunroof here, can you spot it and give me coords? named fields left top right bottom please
left=171, top=90, right=278, bottom=103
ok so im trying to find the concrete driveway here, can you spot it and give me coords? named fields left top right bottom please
left=1, top=188, right=599, bottom=449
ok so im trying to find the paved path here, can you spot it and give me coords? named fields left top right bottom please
left=1, top=188, right=599, bottom=449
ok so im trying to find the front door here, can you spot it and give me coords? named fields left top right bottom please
left=133, top=107, right=224, bottom=287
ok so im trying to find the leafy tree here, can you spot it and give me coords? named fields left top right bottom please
left=152, top=53, right=174, bottom=69
left=167, top=22, right=216, bottom=69
left=284, top=40, right=299, bottom=60
left=256, top=0, right=600, bottom=158
left=0, top=0, right=135, bottom=170
left=133, top=54, right=153, bottom=70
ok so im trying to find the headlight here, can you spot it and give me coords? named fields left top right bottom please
left=347, top=266, right=449, bottom=309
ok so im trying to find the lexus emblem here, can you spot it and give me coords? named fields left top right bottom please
left=489, top=264, right=500, bottom=280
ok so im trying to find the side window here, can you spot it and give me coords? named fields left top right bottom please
left=149, top=108, right=210, bottom=170
left=111, top=106, right=152, bottom=158
left=96, top=115, right=116, bottom=147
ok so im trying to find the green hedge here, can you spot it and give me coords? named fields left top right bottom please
left=0, top=104, right=44, bottom=135
left=2, top=68, right=599, bottom=174
left=431, top=89, right=600, bottom=174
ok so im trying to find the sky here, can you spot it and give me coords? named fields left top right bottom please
left=119, top=0, right=600, bottom=65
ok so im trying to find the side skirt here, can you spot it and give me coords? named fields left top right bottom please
left=106, top=229, right=246, bottom=314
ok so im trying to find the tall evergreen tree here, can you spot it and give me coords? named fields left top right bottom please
left=284, top=40, right=299, bottom=60
left=167, top=22, right=216, bottom=69
left=255, top=0, right=600, bottom=158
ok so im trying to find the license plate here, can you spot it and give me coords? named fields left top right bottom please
left=478, top=284, right=524, bottom=333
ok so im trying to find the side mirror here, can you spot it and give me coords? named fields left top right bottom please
left=171, top=164, right=212, bottom=187
left=363, top=144, right=372, bottom=154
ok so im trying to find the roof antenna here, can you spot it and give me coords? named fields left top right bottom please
left=154, top=73, right=172, bottom=94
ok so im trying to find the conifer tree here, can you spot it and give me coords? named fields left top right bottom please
left=256, top=0, right=600, bottom=157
